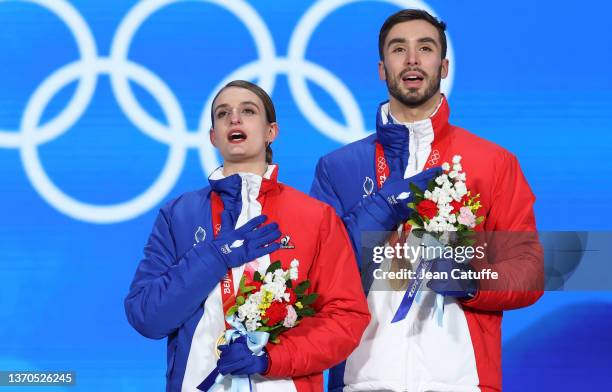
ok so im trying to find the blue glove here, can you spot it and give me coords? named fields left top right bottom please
left=211, top=212, right=281, bottom=269
left=217, top=336, right=269, bottom=376
left=377, top=167, right=442, bottom=223
left=426, top=257, right=478, bottom=298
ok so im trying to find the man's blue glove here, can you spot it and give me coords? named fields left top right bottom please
left=211, top=212, right=281, bottom=269
left=426, top=257, right=478, bottom=299
left=377, top=166, right=442, bottom=223
left=217, top=336, right=269, bottom=376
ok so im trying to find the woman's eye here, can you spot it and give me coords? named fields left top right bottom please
left=243, top=108, right=255, bottom=115
left=216, top=111, right=227, bottom=119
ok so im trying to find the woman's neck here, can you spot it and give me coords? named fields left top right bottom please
left=222, top=161, right=268, bottom=177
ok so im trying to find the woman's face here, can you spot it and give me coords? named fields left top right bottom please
left=210, top=87, right=278, bottom=165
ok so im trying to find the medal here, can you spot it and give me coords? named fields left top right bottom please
left=215, top=332, right=227, bottom=359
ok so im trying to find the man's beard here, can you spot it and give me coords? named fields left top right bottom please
left=385, top=65, right=442, bottom=108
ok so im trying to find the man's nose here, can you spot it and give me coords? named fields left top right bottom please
left=405, top=47, right=419, bottom=66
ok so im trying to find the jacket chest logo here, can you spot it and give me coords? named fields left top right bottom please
left=363, top=176, right=374, bottom=198
left=279, top=234, right=295, bottom=249
left=193, top=226, right=206, bottom=246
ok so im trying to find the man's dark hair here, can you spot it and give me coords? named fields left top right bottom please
left=378, top=9, right=447, bottom=60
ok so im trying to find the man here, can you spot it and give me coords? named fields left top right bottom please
left=310, top=9, right=543, bottom=392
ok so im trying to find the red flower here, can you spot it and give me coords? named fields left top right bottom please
left=450, top=199, right=463, bottom=214
left=264, top=301, right=288, bottom=326
left=247, top=280, right=262, bottom=292
left=417, top=199, right=438, bottom=220
left=286, top=289, right=297, bottom=305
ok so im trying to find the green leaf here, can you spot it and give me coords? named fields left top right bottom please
left=407, top=219, right=421, bottom=228
left=286, top=279, right=293, bottom=289
left=265, top=260, right=282, bottom=275
left=253, top=271, right=262, bottom=282
left=296, top=307, right=316, bottom=317
left=407, top=202, right=416, bottom=209
left=428, top=179, right=436, bottom=192
left=300, top=293, right=319, bottom=306
left=236, top=295, right=245, bottom=306
left=241, top=285, right=256, bottom=294
left=295, top=280, right=310, bottom=295
left=411, top=228, right=426, bottom=239
left=409, top=182, right=424, bottom=196
left=226, top=305, right=239, bottom=317
left=413, top=213, right=424, bottom=227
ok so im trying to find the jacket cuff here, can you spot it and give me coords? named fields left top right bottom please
left=264, top=343, right=290, bottom=377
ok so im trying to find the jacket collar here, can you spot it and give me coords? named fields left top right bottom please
left=375, top=94, right=450, bottom=146
left=208, top=164, right=279, bottom=199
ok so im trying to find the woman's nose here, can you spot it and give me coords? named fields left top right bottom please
left=229, top=109, right=241, bottom=124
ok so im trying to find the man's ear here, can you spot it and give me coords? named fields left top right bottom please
left=378, top=60, right=387, bottom=81
left=441, top=58, right=449, bottom=79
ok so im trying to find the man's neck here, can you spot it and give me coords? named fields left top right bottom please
left=389, top=92, right=442, bottom=123
left=222, top=160, right=268, bottom=177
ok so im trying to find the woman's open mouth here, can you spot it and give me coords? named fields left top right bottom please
left=228, top=130, right=247, bottom=144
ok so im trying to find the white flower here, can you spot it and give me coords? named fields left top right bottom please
left=442, top=162, right=450, bottom=171
left=245, top=318, right=260, bottom=332
left=455, top=181, right=468, bottom=197
left=283, top=305, right=298, bottom=328
left=448, top=171, right=458, bottom=179
left=424, top=190, right=433, bottom=200
left=289, top=259, right=299, bottom=280
left=452, top=163, right=463, bottom=172
left=452, top=155, right=462, bottom=164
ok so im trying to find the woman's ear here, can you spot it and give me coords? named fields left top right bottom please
left=209, top=128, right=216, bottom=147
left=267, top=122, right=279, bottom=144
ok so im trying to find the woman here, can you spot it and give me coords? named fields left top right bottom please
left=125, top=80, right=370, bottom=392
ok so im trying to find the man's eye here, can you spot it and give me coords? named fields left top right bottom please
left=420, top=46, right=433, bottom=52
left=392, top=47, right=405, bottom=53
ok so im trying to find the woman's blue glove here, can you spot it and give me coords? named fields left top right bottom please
left=217, top=336, right=269, bottom=376
left=211, top=212, right=281, bottom=269
left=426, top=257, right=478, bottom=299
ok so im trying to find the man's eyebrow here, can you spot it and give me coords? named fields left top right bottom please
left=417, top=37, right=439, bottom=47
left=386, top=37, right=406, bottom=48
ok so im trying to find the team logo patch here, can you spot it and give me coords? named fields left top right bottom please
left=363, top=176, right=374, bottom=198
left=193, top=226, right=206, bottom=246
left=279, top=234, right=295, bottom=249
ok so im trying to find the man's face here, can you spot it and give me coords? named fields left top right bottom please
left=379, top=20, right=449, bottom=108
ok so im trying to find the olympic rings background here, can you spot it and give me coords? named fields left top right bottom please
left=1, top=0, right=611, bottom=390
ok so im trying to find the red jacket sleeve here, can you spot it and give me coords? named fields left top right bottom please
left=265, top=205, right=371, bottom=377
left=461, top=151, right=544, bottom=311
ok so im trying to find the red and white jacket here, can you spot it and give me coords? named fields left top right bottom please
left=310, top=96, right=544, bottom=391
left=126, top=165, right=370, bottom=392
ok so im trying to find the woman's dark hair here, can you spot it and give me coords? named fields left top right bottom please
left=211, top=80, right=276, bottom=164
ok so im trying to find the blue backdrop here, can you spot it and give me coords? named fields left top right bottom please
left=1, top=0, right=611, bottom=390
